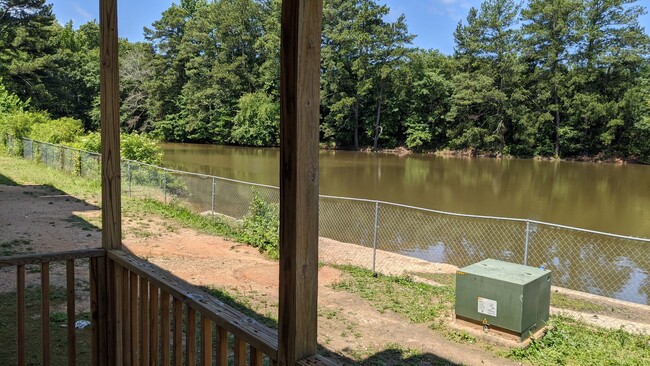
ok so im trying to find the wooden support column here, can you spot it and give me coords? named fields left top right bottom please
left=100, top=0, right=122, bottom=251
left=99, top=0, right=121, bottom=365
left=278, top=0, right=322, bottom=365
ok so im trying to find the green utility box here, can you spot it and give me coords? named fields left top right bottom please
left=455, top=259, right=551, bottom=341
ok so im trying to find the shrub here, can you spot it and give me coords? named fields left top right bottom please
left=238, top=192, right=279, bottom=259
left=0, top=79, right=28, bottom=115
left=72, top=131, right=101, bottom=152
left=30, top=117, right=84, bottom=144
left=0, top=111, right=50, bottom=155
left=71, top=132, right=162, bottom=166
left=121, top=133, right=163, bottom=165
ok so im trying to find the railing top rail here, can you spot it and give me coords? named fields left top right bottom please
left=0, top=248, right=105, bottom=268
left=108, top=250, right=279, bottom=360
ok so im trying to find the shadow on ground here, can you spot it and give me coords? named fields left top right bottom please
left=0, top=173, right=18, bottom=186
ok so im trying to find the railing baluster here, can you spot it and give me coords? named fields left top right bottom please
left=140, top=277, right=149, bottom=366
left=234, top=336, right=247, bottom=366
left=130, top=272, right=138, bottom=365
left=122, top=267, right=131, bottom=365
left=216, top=325, right=227, bottom=365
left=114, top=263, right=124, bottom=365
left=149, top=283, right=159, bottom=366
left=110, top=259, right=121, bottom=366
left=173, top=298, right=183, bottom=366
left=161, top=290, right=171, bottom=365
left=42, top=262, right=51, bottom=366
left=17, top=264, right=26, bottom=366
left=186, top=308, right=196, bottom=366
left=67, top=260, right=76, bottom=366
left=201, top=316, right=213, bottom=366
left=250, top=346, right=263, bottom=366
left=90, top=257, right=101, bottom=366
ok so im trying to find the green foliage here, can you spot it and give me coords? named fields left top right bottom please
left=0, top=111, right=48, bottom=138
left=120, top=133, right=163, bottom=165
left=509, top=316, right=650, bottom=365
left=0, top=78, right=29, bottom=114
left=231, top=92, right=279, bottom=146
left=2, top=0, right=650, bottom=159
left=238, top=192, right=279, bottom=259
left=331, top=265, right=455, bottom=324
left=29, top=117, right=83, bottom=144
left=72, top=131, right=101, bottom=153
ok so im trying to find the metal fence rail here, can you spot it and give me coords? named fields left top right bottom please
left=6, top=136, right=650, bottom=305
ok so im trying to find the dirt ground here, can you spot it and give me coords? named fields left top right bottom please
left=2, top=181, right=650, bottom=365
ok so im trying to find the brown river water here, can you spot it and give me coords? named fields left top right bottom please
left=161, top=142, right=650, bottom=239
left=159, top=143, right=650, bottom=304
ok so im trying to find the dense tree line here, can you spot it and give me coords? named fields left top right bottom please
left=1, top=0, right=649, bottom=159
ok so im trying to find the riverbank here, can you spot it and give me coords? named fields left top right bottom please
left=344, top=144, right=649, bottom=165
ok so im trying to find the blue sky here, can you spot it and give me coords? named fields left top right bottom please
left=50, top=0, right=650, bottom=55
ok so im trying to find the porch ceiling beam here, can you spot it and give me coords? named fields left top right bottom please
left=278, top=0, right=323, bottom=365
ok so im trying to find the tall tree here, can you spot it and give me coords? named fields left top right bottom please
left=0, top=0, right=56, bottom=110
left=521, top=0, right=582, bottom=157
left=143, top=0, right=202, bottom=139
left=321, top=0, right=412, bottom=150
left=448, top=0, right=529, bottom=154
left=567, top=0, right=650, bottom=156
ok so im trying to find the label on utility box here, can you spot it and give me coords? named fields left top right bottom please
left=477, top=297, right=497, bottom=317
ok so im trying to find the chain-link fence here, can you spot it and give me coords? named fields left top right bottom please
left=7, top=137, right=650, bottom=305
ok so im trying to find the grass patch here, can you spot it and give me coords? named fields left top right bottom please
left=201, top=286, right=278, bottom=330
left=445, top=330, right=477, bottom=344
left=63, top=215, right=100, bottom=232
left=0, top=239, right=33, bottom=256
left=509, top=316, right=650, bottom=365
left=124, top=198, right=239, bottom=239
left=406, top=271, right=457, bottom=287
left=550, top=292, right=606, bottom=313
left=0, top=155, right=100, bottom=200
left=0, top=286, right=92, bottom=365
left=331, top=265, right=454, bottom=324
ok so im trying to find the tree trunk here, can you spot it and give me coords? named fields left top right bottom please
left=554, top=85, right=560, bottom=158
left=372, top=81, right=384, bottom=151
left=354, top=101, right=360, bottom=150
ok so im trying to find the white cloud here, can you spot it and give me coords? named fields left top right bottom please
left=427, top=0, right=480, bottom=21
left=72, top=4, right=93, bottom=21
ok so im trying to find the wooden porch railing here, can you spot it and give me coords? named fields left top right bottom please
left=0, top=249, right=105, bottom=366
left=107, top=250, right=279, bottom=365
left=1, top=249, right=280, bottom=366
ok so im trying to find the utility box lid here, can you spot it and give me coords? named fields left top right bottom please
left=459, top=259, right=549, bottom=285
left=455, top=259, right=551, bottom=341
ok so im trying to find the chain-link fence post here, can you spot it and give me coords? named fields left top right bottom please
left=372, top=201, right=380, bottom=274
left=524, top=219, right=531, bottom=266
left=79, top=149, right=84, bottom=177
left=127, top=161, right=132, bottom=197
left=163, top=170, right=168, bottom=204
left=211, top=177, right=216, bottom=222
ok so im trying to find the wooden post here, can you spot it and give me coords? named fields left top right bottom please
left=99, top=0, right=121, bottom=364
left=278, top=0, right=322, bottom=365
left=100, top=0, right=121, bottom=251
